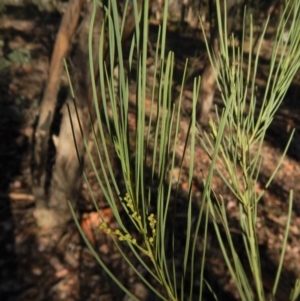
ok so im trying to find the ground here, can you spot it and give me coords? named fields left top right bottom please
left=0, top=4, right=300, bottom=301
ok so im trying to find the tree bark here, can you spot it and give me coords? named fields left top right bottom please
left=32, top=0, right=83, bottom=210
left=32, top=0, right=86, bottom=250
left=32, top=0, right=143, bottom=251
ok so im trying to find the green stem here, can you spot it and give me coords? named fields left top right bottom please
left=247, top=205, right=264, bottom=301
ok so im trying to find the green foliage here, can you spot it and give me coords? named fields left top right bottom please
left=0, top=2, right=5, bottom=14
left=69, top=0, right=300, bottom=300
left=201, top=1, right=300, bottom=300
left=0, top=39, right=31, bottom=71
left=8, top=47, right=31, bottom=64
